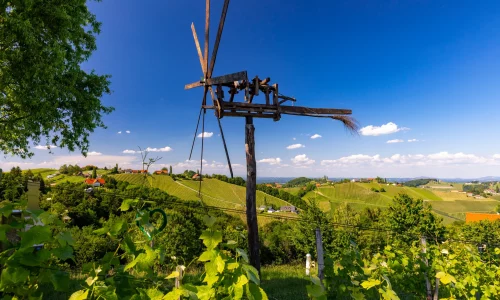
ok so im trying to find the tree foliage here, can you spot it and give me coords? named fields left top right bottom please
left=0, top=0, right=113, bottom=157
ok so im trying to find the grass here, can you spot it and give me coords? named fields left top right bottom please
left=23, top=168, right=57, bottom=179
left=261, top=264, right=310, bottom=300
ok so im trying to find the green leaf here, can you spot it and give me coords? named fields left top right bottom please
left=236, top=248, right=249, bottom=263
left=51, top=271, right=70, bottom=291
left=86, top=276, right=98, bottom=286
left=198, top=250, right=216, bottom=262
left=242, top=264, right=260, bottom=285
left=361, top=279, right=382, bottom=290
left=0, top=224, right=10, bottom=241
left=20, top=225, right=51, bottom=248
left=215, top=254, right=225, bottom=273
left=439, top=274, right=456, bottom=285
left=120, top=199, right=137, bottom=211
left=19, top=248, right=51, bottom=266
left=245, top=282, right=268, bottom=300
left=56, top=231, right=75, bottom=247
left=69, top=290, right=89, bottom=300
left=93, top=227, right=109, bottom=235
left=166, top=271, right=179, bottom=279
left=52, top=245, right=74, bottom=261
left=144, top=288, right=164, bottom=300
left=1, top=267, right=30, bottom=284
left=109, top=219, right=126, bottom=236
left=235, top=274, right=249, bottom=287
left=121, top=234, right=136, bottom=254
left=306, top=284, right=326, bottom=299
left=200, top=230, right=223, bottom=250
left=202, top=215, right=217, bottom=228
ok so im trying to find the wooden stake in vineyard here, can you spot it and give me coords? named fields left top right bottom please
left=185, top=0, right=358, bottom=273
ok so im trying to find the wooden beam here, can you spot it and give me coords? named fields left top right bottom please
left=219, top=101, right=352, bottom=115
left=191, top=23, right=206, bottom=74
left=245, top=116, right=261, bottom=274
left=204, top=0, right=210, bottom=78
left=184, top=71, right=248, bottom=90
left=208, top=0, right=230, bottom=77
left=223, top=112, right=275, bottom=118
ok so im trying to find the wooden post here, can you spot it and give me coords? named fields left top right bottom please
left=245, top=116, right=260, bottom=274
left=315, top=228, right=325, bottom=280
left=305, top=253, right=312, bottom=275
left=421, top=236, right=432, bottom=300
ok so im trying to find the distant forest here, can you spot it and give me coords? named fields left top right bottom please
left=403, top=178, right=437, bottom=187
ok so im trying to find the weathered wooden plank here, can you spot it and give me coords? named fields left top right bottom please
left=191, top=23, right=206, bottom=74
left=223, top=112, right=275, bottom=118
left=208, top=0, right=230, bottom=77
left=245, top=116, right=261, bottom=274
left=219, top=101, right=352, bottom=115
left=185, top=71, right=248, bottom=90
left=204, top=0, right=210, bottom=77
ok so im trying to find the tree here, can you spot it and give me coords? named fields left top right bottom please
left=59, top=164, right=68, bottom=174
left=496, top=186, right=499, bottom=194
left=92, top=167, right=97, bottom=179
left=169, top=165, right=173, bottom=176
left=39, top=178, right=45, bottom=193
left=0, top=0, right=113, bottom=158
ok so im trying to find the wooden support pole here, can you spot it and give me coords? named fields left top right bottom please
left=245, top=116, right=260, bottom=274
left=315, top=228, right=325, bottom=281
left=421, top=236, right=432, bottom=300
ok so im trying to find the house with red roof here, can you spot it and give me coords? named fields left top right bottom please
left=84, top=178, right=105, bottom=187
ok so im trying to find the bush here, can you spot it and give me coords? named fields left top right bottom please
left=371, top=187, right=379, bottom=193
left=380, top=187, right=386, bottom=192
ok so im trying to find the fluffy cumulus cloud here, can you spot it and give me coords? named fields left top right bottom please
left=387, top=139, right=404, bottom=144
left=118, top=131, right=122, bottom=134
left=321, top=152, right=497, bottom=168
left=408, top=139, right=419, bottom=142
left=291, top=154, right=315, bottom=166
left=359, top=122, right=409, bottom=136
left=310, top=134, right=322, bottom=139
left=87, top=151, right=102, bottom=156
left=197, top=132, right=213, bottom=138
left=145, top=146, right=172, bottom=152
left=126, top=130, right=131, bottom=134
left=34, top=145, right=57, bottom=150
left=123, top=149, right=136, bottom=154
left=258, top=158, right=282, bottom=165
left=494, top=154, right=500, bottom=159
left=286, top=144, right=305, bottom=150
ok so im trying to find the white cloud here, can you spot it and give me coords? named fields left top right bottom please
left=359, top=122, right=409, bottom=136
left=34, top=145, right=57, bottom=150
left=311, top=134, right=322, bottom=139
left=197, top=132, right=214, bottom=138
left=292, top=137, right=296, bottom=140
left=126, top=130, right=131, bottom=134
left=118, top=131, right=122, bottom=134
left=258, top=158, right=282, bottom=165
left=145, top=146, right=173, bottom=152
left=291, top=154, right=315, bottom=166
left=123, top=149, right=137, bottom=154
left=87, top=151, right=102, bottom=156
left=387, top=139, right=404, bottom=144
left=408, top=139, right=419, bottom=142
left=286, top=144, right=305, bottom=150
left=493, top=154, right=500, bottom=159
left=321, top=152, right=493, bottom=168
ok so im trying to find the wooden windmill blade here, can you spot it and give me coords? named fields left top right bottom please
left=186, top=0, right=235, bottom=178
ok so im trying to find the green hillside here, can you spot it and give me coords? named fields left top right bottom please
left=112, top=174, right=291, bottom=210
left=22, top=168, right=56, bottom=179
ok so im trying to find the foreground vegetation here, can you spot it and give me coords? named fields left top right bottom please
left=0, top=167, right=499, bottom=299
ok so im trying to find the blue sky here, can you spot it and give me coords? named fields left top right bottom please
left=3, top=0, right=500, bottom=178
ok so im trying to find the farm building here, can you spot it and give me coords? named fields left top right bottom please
left=280, top=206, right=297, bottom=213
left=84, top=178, right=106, bottom=187
left=465, top=213, right=500, bottom=223
left=154, top=170, right=169, bottom=175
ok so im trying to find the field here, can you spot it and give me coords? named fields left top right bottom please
left=23, top=168, right=56, bottom=179
left=112, top=174, right=291, bottom=210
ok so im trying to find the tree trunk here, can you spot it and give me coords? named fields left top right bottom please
left=245, top=116, right=260, bottom=274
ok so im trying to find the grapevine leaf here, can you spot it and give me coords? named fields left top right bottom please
left=86, top=276, right=98, bottom=286
left=202, top=215, right=217, bottom=228
left=215, top=254, right=225, bottom=273
left=144, top=288, right=164, bottom=300
left=1, top=267, right=29, bottom=284
left=0, top=224, right=10, bottom=241
left=52, top=245, right=75, bottom=261
left=109, top=219, right=126, bottom=236
left=227, top=262, right=240, bottom=270
left=50, top=271, right=70, bottom=291
left=94, top=227, right=109, bottom=235
left=361, top=279, right=382, bottom=290
left=242, top=264, right=260, bottom=285
left=120, top=199, right=137, bottom=211
left=204, top=273, right=220, bottom=286
left=121, top=234, right=136, bottom=255
left=235, top=274, right=249, bottom=287
left=69, top=290, right=89, bottom=300
left=196, top=286, right=216, bottom=300
left=205, top=260, right=218, bottom=276
left=233, top=285, right=244, bottom=300
left=20, top=225, right=51, bottom=248
left=236, top=248, right=249, bottom=263
left=200, top=230, right=222, bottom=250
left=166, top=271, right=179, bottom=279
left=198, top=250, right=216, bottom=262
left=439, top=274, right=456, bottom=285
left=306, top=284, right=326, bottom=299
left=56, top=231, right=75, bottom=247
left=163, top=288, right=184, bottom=300
left=435, top=272, right=446, bottom=279
left=245, top=282, right=268, bottom=300
left=19, top=248, right=51, bottom=266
